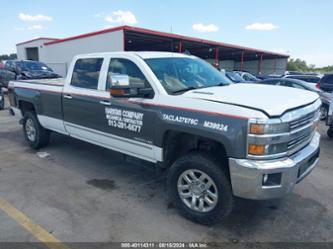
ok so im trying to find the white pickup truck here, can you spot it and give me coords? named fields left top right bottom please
left=8, top=52, right=321, bottom=224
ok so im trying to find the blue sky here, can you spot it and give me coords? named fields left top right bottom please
left=1, top=0, right=332, bottom=66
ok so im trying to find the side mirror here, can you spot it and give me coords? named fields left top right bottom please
left=109, top=74, right=153, bottom=98
left=111, top=74, right=131, bottom=87
left=110, top=85, right=154, bottom=98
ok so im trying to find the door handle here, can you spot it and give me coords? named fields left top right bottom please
left=64, top=94, right=72, bottom=99
left=100, top=100, right=111, bottom=106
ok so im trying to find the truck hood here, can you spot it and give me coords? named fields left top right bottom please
left=183, top=84, right=319, bottom=117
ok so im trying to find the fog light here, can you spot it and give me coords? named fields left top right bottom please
left=263, top=174, right=269, bottom=184
left=248, top=144, right=266, bottom=155
left=262, top=173, right=282, bottom=187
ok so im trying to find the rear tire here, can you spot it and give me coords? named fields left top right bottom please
left=23, top=112, right=50, bottom=149
left=168, top=152, right=233, bottom=225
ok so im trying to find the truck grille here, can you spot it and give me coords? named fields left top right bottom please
left=288, top=131, right=312, bottom=151
left=289, top=111, right=316, bottom=131
left=287, top=109, right=320, bottom=154
left=247, top=99, right=321, bottom=160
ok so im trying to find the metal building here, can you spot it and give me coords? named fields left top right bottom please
left=16, top=25, right=289, bottom=77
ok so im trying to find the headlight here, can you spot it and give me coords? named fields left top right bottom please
left=248, top=120, right=290, bottom=157
left=249, top=123, right=289, bottom=135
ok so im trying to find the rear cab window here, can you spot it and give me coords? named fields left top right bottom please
left=71, top=58, right=103, bottom=90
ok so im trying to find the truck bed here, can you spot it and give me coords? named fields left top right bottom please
left=10, top=78, right=65, bottom=122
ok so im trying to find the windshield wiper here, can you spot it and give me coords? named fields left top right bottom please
left=200, top=82, right=229, bottom=89
left=172, top=83, right=229, bottom=94
left=211, top=82, right=228, bottom=87
left=172, top=86, right=201, bottom=94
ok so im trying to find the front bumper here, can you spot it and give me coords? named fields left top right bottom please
left=229, top=132, right=320, bottom=200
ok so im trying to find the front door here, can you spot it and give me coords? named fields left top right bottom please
left=100, top=57, right=160, bottom=161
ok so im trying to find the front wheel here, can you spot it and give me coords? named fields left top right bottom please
left=168, top=152, right=233, bottom=224
left=23, top=112, right=50, bottom=149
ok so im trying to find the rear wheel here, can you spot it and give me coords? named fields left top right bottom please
left=168, top=152, right=233, bottom=224
left=23, top=112, right=50, bottom=149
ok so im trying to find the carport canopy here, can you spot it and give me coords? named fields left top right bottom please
left=123, top=26, right=289, bottom=71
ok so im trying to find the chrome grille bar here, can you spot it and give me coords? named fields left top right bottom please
left=289, top=111, right=315, bottom=131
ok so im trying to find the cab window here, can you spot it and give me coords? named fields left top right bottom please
left=71, top=58, right=103, bottom=90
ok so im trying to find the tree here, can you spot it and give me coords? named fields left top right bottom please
left=287, top=57, right=333, bottom=73
left=287, top=58, right=309, bottom=72
left=0, top=53, right=17, bottom=60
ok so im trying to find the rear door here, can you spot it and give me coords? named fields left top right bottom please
left=63, top=57, right=110, bottom=135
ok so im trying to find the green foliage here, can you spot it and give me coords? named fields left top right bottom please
left=287, top=58, right=333, bottom=74
left=0, top=53, right=17, bottom=60
left=317, top=65, right=333, bottom=74
left=287, top=58, right=309, bottom=72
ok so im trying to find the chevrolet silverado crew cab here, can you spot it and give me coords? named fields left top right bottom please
left=8, top=52, right=321, bottom=224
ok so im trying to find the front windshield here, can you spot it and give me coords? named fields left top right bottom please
left=226, top=71, right=244, bottom=83
left=17, top=61, right=52, bottom=72
left=145, top=57, right=231, bottom=94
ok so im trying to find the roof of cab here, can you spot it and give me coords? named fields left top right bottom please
left=134, top=51, right=193, bottom=59
left=74, top=51, right=194, bottom=59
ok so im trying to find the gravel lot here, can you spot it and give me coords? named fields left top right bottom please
left=0, top=97, right=332, bottom=243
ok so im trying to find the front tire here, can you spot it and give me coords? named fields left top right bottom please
left=168, top=152, right=233, bottom=224
left=23, top=112, right=50, bottom=149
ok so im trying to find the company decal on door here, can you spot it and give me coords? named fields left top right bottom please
left=105, top=107, right=144, bottom=133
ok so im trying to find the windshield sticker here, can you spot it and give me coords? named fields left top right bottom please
left=203, top=121, right=228, bottom=132
left=163, top=114, right=199, bottom=125
left=105, top=107, right=144, bottom=133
